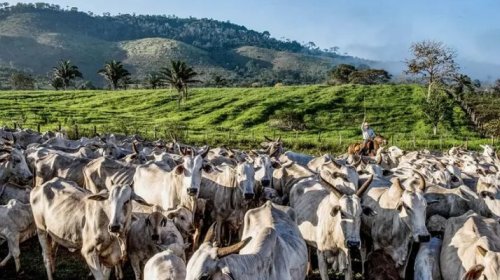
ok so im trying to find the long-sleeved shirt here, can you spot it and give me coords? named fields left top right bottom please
left=361, top=123, right=376, bottom=140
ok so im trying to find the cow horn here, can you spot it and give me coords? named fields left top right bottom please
left=199, top=146, right=210, bottom=158
left=276, top=136, right=281, bottom=142
left=203, top=223, right=216, bottom=243
left=330, top=160, right=342, bottom=169
left=352, top=157, right=362, bottom=167
left=132, top=142, right=139, bottom=154
left=393, top=178, right=404, bottom=191
left=414, top=171, right=426, bottom=191
left=216, top=237, right=252, bottom=258
left=356, top=175, right=373, bottom=197
left=264, top=136, right=273, bottom=142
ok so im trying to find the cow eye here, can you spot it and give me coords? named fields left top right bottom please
left=340, top=212, right=347, bottom=219
left=180, top=216, right=185, bottom=221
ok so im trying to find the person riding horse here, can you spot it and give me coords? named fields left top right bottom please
left=359, top=118, right=376, bottom=155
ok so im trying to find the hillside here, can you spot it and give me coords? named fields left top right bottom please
left=0, top=84, right=493, bottom=152
left=0, top=3, right=372, bottom=87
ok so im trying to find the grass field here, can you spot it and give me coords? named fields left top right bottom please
left=0, top=84, right=497, bottom=152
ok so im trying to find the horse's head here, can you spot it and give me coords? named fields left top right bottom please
left=374, top=135, right=388, bottom=146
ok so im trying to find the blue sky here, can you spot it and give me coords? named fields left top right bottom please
left=11, top=0, right=500, bottom=79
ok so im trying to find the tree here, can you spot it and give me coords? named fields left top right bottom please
left=160, top=60, right=198, bottom=104
left=144, top=73, right=162, bottom=89
left=451, top=74, right=474, bottom=95
left=211, top=74, right=227, bottom=87
left=52, top=60, right=82, bottom=90
left=9, top=73, right=35, bottom=90
left=420, top=89, right=453, bottom=135
left=405, top=40, right=459, bottom=100
left=348, top=69, right=391, bottom=85
left=98, top=60, right=131, bottom=90
left=329, top=64, right=356, bottom=85
left=50, top=76, right=64, bottom=90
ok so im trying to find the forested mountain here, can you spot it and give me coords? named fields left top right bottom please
left=0, top=2, right=373, bottom=87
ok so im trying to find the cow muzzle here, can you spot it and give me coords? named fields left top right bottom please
left=187, top=187, right=198, bottom=196
left=108, top=224, right=121, bottom=233
left=261, top=179, right=271, bottom=187
left=346, top=240, right=360, bottom=249
left=244, top=193, right=255, bottom=200
left=417, top=234, right=430, bottom=243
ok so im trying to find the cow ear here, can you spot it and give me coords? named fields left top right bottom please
left=463, top=264, right=485, bottom=280
left=396, top=201, right=404, bottom=211
left=0, top=153, right=11, bottom=162
left=166, top=210, right=177, bottom=220
left=199, top=146, right=210, bottom=159
left=131, top=192, right=151, bottom=206
left=203, top=164, right=215, bottom=173
left=476, top=245, right=488, bottom=257
left=174, top=165, right=185, bottom=175
left=271, top=160, right=281, bottom=169
left=362, top=206, right=377, bottom=216
left=87, top=190, right=109, bottom=201
left=330, top=205, right=341, bottom=216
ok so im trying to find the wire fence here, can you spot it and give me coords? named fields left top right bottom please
left=6, top=121, right=499, bottom=154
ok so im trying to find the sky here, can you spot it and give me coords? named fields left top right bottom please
left=10, top=0, right=500, bottom=79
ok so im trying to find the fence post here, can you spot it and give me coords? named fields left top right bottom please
left=413, top=133, right=416, bottom=149
left=440, top=136, right=443, bottom=150
left=339, top=133, right=342, bottom=146
left=74, top=124, right=79, bottom=139
left=492, top=136, right=495, bottom=146
left=58, top=123, right=61, bottom=132
left=93, top=125, right=97, bottom=137
left=153, top=127, right=157, bottom=139
left=465, top=137, right=468, bottom=150
left=13, top=122, right=17, bottom=130
left=37, top=124, right=41, bottom=133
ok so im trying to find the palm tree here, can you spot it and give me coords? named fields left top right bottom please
left=145, top=73, right=162, bottom=89
left=52, top=60, right=82, bottom=90
left=160, top=60, right=198, bottom=104
left=98, top=60, right=131, bottom=90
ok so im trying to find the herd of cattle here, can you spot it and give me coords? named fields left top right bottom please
left=0, top=128, right=498, bottom=280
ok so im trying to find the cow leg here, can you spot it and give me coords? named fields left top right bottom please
left=115, top=264, right=123, bottom=280
left=82, top=247, right=105, bottom=280
left=306, top=247, right=313, bottom=276
left=130, top=255, right=142, bottom=280
left=102, top=266, right=112, bottom=280
left=37, top=229, right=54, bottom=280
left=215, top=218, right=223, bottom=245
left=9, top=233, right=21, bottom=272
left=317, top=250, right=329, bottom=280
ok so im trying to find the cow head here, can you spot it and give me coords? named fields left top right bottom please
left=87, top=184, right=151, bottom=234
left=327, top=175, right=373, bottom=250
left=145, top=211, right=167, bottom=243
left=461, top=246, right=499, bottom=280
left=260, top=136, right=283, bottom=159
left=395, top=174, right=430, bottom=243
left=0, top=146, right=33, bottom=184
left=166, top=206, right=195, bottom=236
left=320, top=160, right=359, bottom=194
left=235, top=161, right=256, bottom=200
left=186, top=224, right=252, bottom=280
left=250, top=152, right=279, bottom=192
left=174, top=146, right=209, bottom=197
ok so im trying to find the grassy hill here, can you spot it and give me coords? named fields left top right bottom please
left=0, top=3, right=372, bottom=87
left=0, top=84, right=494, bottom=152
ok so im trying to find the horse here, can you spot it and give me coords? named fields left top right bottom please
left=347, top=134, right=387, bottom=156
